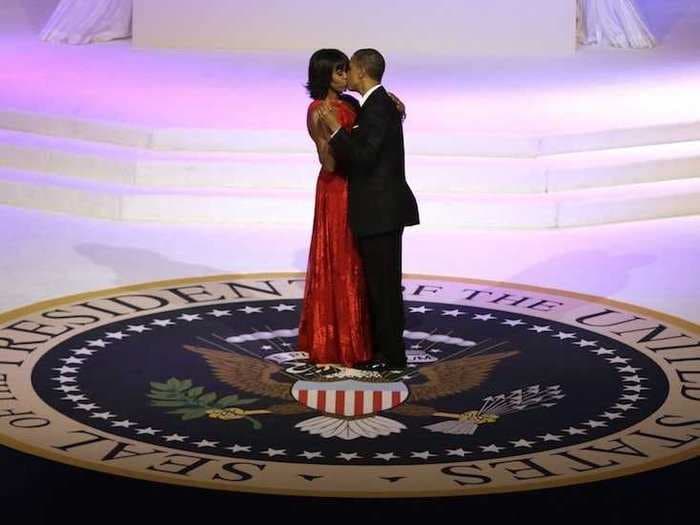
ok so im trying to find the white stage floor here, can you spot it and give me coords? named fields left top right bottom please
left=1, top=205, right=698, bottom=325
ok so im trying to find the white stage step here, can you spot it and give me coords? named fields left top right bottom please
left=1, top=128, right=699, bottom=195
left=1, top=167, right=698, bottom=229
left=2, top=109, right=700, bottom=158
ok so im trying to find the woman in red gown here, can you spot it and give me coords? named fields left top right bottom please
left=297, top=49, right=373, bottom=368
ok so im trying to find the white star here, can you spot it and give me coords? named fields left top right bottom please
left=52, top=376, right=77, bottom=384
left=442, top=309, right=466, bottom=317
left=552, top=332, right=577, bottom=340
left=473, top=313, right=497, bottom=321
left=617, top=365, right=642, bottom=374
left=583, top=420, right=607, bottom=428
left=127, top=325, right=151, bottom=333
left=624, top=385, right=650, bottom=393
left=622, top=375, right=648, bottom=383
left=111, top=420, right=138, bottom=428
left=270, top=304, right=296, bottom=312
left=163, top=433, right=188, bottom=442
left=237, top=306, right=263, bottom=315
left=574, top=339, right=599, bottom=348
left=563, top=427, right=587, bottom=435
left=510, top=439, right=535, bottom=448
left=411, top=451, right=437, bottom=460
left=409, top=306, right=433, bottom=314
left=374, top=452, right=400, bottom=461
left=151, top=319, right=175, bottom=327
left=75, top=403, right=99, bottom=411
left=613, top=403, right=636, bottom=411
left=69, top=347, right=96, bottom=356
left=178, top=313, right=201, bottom=322
left=208, top=309, right=232, bottom=317
left=55, top=385, right=80, bottom=393
left=410, top=344, right=423, bottom=349
left=337, top=452, right=361, bottom=461
left=136, top=427, right=161, bottom=435
left=62, top=394, right=87, bottom=402
left=226, top=444, right=252, bottom=453
left=621, top=394, right=646, bottom=402
left=53, top=366, right=79, bottom=374
left=260, top=345, right=273, bottom=350
left=503, top=319, right=527, bottom=327
left=538, top=433, right=563, bottom=442
left=75, top=403, right=100, bottom=412
left=105, top=331, right=128, bottom=340
left=262, top=448, right=287, bottom=457
left=591, top=346, right=616, bottom=353
left=299, top=451, right=324, bottom=459
left=90, top=411, right=116, bottom=420
left=529, top=325, right=553, bottom=333
left=480, top=444, right=505, bottom=453
left=429, top=348, right=443, bottom=353
left=193, top=439, right=219, bottom=448
left=591, top=348, right=616, bottom=356
left=607, top=356, right=631, bottom=364
left=86, top=339, right=110, bottom=348
left=601, top=412, right=624, bottom=420
left=446, top=448, right=471, bottom=457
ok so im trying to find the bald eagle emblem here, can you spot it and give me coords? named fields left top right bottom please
left=184, top=338, right=519, bottom=440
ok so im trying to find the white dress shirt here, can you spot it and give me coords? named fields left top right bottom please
left=359, top=84, right=383, bottom=107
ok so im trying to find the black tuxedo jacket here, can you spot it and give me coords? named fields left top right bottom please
left=330, top=87, right=419, bottom=237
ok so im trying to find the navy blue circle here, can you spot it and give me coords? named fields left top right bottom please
left=33, top=299, right=669, bottom=465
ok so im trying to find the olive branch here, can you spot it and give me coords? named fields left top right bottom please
left=148, top=377, right=264, bottom=428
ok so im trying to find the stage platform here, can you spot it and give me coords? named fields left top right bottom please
left=0, top=2, right=698, bottom=513
left=133, top=0, right=576, bottom=57
left=0, top=0, right=699, bottom=228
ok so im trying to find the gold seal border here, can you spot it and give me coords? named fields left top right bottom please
left=0, top=272, right=698, bottom=498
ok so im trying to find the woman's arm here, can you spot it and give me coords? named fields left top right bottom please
left=307, top=106, right=336, bottom=172
left=387, top=91, right=406, bottom=121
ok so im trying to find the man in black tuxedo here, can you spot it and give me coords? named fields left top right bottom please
left=318, top=48, right=419, bottom=374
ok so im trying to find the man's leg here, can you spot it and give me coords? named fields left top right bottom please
left=357, top=228, right=406, bottom=368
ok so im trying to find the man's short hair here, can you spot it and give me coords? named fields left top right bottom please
left=352, top=49, right=385, bottom=82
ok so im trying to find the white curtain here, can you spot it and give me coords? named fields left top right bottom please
left=40, top=0, right=132, bottom=45
left=577, top=0, right=656, bottom=49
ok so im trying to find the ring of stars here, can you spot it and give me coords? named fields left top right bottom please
left=46, top=300, right=655, bottom=464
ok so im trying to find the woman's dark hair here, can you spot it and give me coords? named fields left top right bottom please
left=306, top=49, right=349, bottom=100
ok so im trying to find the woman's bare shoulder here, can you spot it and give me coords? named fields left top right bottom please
left=307, top=99, right=323, bottom=113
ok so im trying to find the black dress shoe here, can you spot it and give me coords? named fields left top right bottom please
left=353, top=355, right=385, bottom=372
left=381, top=365, right=408, bottom=381
left=355, top=359, right=387, bottom=372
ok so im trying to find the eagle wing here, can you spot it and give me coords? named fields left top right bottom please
left=409, top=350, right=518, bottom=402
left=184, top=345, right=293, bottom=400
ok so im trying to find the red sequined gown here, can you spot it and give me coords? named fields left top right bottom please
left=297, top=99, right=373, bottom=367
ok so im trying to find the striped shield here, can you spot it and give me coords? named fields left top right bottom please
left=291, top=379, right=409, bottom=417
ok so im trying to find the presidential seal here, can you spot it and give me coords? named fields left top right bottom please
left=1, top=273, right=698, bottom=497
